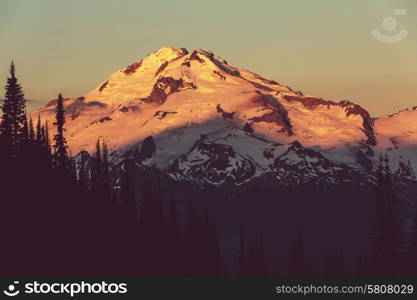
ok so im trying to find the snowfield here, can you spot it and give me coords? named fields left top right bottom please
left=33, top=47, right=417, bottom=186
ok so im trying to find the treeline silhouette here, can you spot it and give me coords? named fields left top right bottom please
left=0, top=62, right=417, bottom=277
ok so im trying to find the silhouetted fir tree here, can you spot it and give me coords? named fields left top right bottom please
left=21, top=114, right=29, bottom=143
left=370, top=155, right=405, bottom=276
left=36, top=114, right=42, bottom=143
left=91, top=139, right=104, bottom=203
left=53, top=93, right=69, bottom=169
left=289, top=230, right=307, bottom=277
left=0, top=64, right=88, bottom=276
left=77, top=154, right=87, bottom=189
left=0, top=62, right=35, bottom=275
left=43, top=121, right=51, bottom=159
left=0, top=61, right=26, bottom=157
left=102, top=141, right=112, bottom=196
left=29, top=116, right=34, bottom=141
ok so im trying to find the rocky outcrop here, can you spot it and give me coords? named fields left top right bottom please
left=216, top=104, right=234, bottom=119
left=139, top=136, right=156, bottom=161
left=123, top=60, right=142, bottom=74
left=168, top=140, right=259, bottom=187
left=250, top=92, right=292, bottom=136
left=339, top=100, right=376, bottom=146
left=99, top=80, right=108, bottom=92
left=142, top=77, right=185, bottom=105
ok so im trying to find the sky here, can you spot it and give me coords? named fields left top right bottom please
left=1, top=0, right=416, bottom=117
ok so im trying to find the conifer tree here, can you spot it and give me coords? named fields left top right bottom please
left=53, top=93, right=68, bottom=168
left=36, top=114, right=42, bottom=143
left=0, top=61, right=26, bottom=156
left=29, top=116, right=34, bottom=141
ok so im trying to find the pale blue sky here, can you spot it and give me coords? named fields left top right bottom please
left=1, top=0, right=416, bottom=116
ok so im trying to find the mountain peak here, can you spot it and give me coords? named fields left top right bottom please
left=32, top=46, right=417, bottom=182
left=148, top=46, right=189, bottom=63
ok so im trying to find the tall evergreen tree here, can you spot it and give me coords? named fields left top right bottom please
left=0, top=61, right=26, bottom=156
left=53, top=93, right=68, bottom=168
left=36, top=114, right=42, bottom=143
left=28, top=116, right=34, bottom=141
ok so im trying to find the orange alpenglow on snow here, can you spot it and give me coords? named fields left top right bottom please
left=32, top=47, right=417, bottom=185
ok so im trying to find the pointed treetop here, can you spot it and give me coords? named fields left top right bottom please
left=10, top=61, right=15, bottom=77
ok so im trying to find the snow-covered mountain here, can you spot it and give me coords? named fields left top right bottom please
left=33, top=47, right=417, bottom=187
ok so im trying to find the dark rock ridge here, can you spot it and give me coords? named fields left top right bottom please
left=167, top=139, right=259, bottom=186
left=141, top=77, right=197, bottom=105
left=253, top=74, right=279, bottom=85
left=201, top=50, right=241, bottom=77
left=139, top=136, right=156, bottom=161
left=284, top=95, right=334, bottom=108
left=189, top=50, right=206, bottom=63
left=339, top=100, right=376, bottom=146
left=216, top=104, right=235, bottom=119
left=270, top=141, right=368, bottom=186
left=213, top=70, right=226, bottom=80
left=154, top=61, right=168, bottom=77
left=248, top=81, right=274, bottom=92
left=250, top=92, right=293, bottom=136
left=90, top=116, right=112, bottom=125
left=123, top=60, right=143, bottom=74
left=154, top=111, right=177, bottom=119
left=99, top=80, right=108, bottom=92
left=118, top=104, right=139, bottom=113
